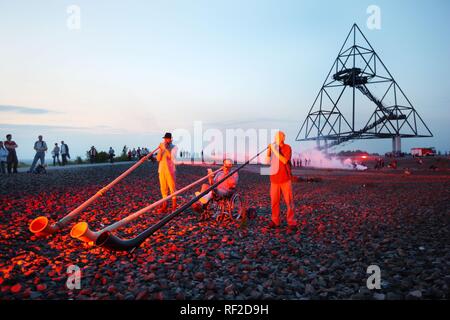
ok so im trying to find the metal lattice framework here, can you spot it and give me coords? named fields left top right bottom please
left=296, top=24, right=433, bottom=150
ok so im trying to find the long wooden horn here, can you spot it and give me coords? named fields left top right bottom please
left=29, top=147, right=160, bottom=236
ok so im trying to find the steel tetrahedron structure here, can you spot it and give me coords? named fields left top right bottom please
left=296, top=24, right=433, bottom=153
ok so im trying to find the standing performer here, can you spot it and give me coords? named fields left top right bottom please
left=157, top=132, right=178, bottom=213
left=266, top=131, right=297, bottom=230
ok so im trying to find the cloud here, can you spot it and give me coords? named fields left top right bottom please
left=0, top=123, right=161, bottom=136
left=0, top=123, right=87, bottom=131
left=205, top=117, right=299, bottom=128
left=0, top=104, right=58, bottom=114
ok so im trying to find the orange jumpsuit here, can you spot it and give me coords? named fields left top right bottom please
left=157, top=144, right=177, bottom=199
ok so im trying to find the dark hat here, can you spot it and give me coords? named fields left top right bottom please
left=162, top=132, right=172, bottom=139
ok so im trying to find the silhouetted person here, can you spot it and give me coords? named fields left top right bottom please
left=89, top=146, right=97, bottom=164
left=0, top=141, right=8, bottom=174
left=29, top=135, right=47, bottom=173
left=137, top=147, right=141, bottom=159
left=4, top=134, right=18, bottom=174
left=61, top=141, right=70, bottom=165
left=109, top=147, right=115, bottom=163
left=52, top=143, right=61, bottom=166
left=389, top=159, right=398, bottom=169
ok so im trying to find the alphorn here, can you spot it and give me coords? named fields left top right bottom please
left=70, top=167, right=222, bottom=244
left=95, top=147, right=268, bottom=252
left=29, top=147, right=160, bottom=236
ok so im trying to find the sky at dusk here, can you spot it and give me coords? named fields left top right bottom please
left=1, top=0, right=449, bottom=160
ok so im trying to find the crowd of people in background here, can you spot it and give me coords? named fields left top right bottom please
left=125, top=146, right=153, bottom=161
left=86, top=145, right=155, bottom=164
left=291, top=158, right=311, bottom=168
left=0, top=134, right=71, bottom=174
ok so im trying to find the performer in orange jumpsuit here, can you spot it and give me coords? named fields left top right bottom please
left=266, top=131, right=297, bottom=230
left=157, top=132, right=178, bottom=213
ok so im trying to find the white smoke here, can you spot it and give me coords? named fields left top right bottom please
left=342, top=158, right=368, bottom=171
left=298, top=149, right=367, bottom=171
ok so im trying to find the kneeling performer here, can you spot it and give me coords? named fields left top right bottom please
left=192, top=159, right=238, bottom=212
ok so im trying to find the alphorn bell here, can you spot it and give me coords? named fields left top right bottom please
left=29, top=146, right=160, bottom=236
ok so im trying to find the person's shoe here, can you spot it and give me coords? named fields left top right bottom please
left=268, top=221, right=279, bottom=229
left=157, top=201, right=168, bottom=214
left=171, top=198, right=178, bottom=211
left=191, top=201, right=203, bottom=213
left=195, top=192, right=209, bottom=205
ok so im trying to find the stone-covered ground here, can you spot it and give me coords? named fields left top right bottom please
left=0, top=162, right=449, bottom=300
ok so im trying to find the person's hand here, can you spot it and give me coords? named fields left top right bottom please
left=159, top=142, right=166, bottom=151
left=267, top=144, right=272, bottom=157
left=270, top=143, right=278, bottom=152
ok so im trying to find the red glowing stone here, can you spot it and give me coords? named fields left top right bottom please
left=107, top=285, right=117, bottom=294
left=37, top=284, right=47, bottom=291
left=154, top=291, right=164, bottom=300
left=10, top=283, right=22, bottom=294
left=194, top=272, right=205, bottom=281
